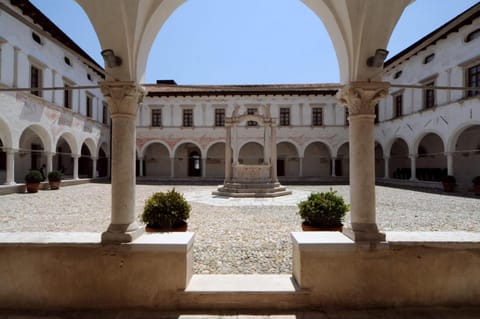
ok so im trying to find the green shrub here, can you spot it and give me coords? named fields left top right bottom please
left=25, top=170, right=43, bottom=183
left=47, top=170, right=63, bottom=182
left=141, top=188, right=191, bottom=229
left=297, top=189, right=349, bottom=228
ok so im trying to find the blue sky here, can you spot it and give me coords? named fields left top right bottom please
left=31, top=0, right=479, bottom=85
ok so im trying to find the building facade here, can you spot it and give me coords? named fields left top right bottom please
left=0, top=1, right=479, bottom=193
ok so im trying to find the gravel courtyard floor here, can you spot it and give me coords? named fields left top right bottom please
left=1, top=183, right=479, bottom=274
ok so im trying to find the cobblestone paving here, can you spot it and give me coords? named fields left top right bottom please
left=0, top=183, right=479, bottom=274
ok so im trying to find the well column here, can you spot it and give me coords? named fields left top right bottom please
left=338, top=82, right=389, bottom=242
left=100, top=81, right=144, bottom=243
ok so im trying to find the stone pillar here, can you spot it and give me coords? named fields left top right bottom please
left=384, top=156, right=390, bottom=179
left=202, top=158, right=207, bottom=177
left=138, top=157, right=144, bottom=177
left=331, top=157, right=337, bottom=177
left=5, top=149, right=16, bottom=185
left=100, top=81, right=145, bottom=243
left=409, top=155, right=417, bottom=181
left=224, top=119, right=232, bottom=181
left=299, top=157, right=303, bottom=177
left=270, top=121, right=278, bottom=182
left=446, top=152, right=454, bottom=176
left=92, top=156, right=98, bottom=178
left=72, top=155, right=79, bottom=180
left=337, top=82, right=389, bottom=242
left=170, top=157, right=175, bottom=178
left=46, top=153, right=54, bottom=174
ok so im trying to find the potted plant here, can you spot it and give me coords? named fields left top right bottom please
left=47, top=170, right=63, bottom=190
left=472, top=176, right=480, bottom=195
left=297, top=189, right=349, bottom=231
left=141, top=188, right=191, bottom=232
left=441, top=175, right=456, bottom=192
left=25, top=170, right=43, bottom=193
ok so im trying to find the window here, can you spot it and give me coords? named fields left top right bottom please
left=215, top=108, right=225, bottom=127
left=183, top=109, right=193, bottom=127
left=247, top=108, right=257, bottom=127
left=394, top=94, right=403, bottom=118
left=86, top=95, right=93, bottom=118
left=64, top=56, right=71, bottom=66
left=151, top=109, right=162, bottom=127
left=312, top=107, right=323, bottom=126
left=30, top=65, right=42, bottom=97
left=344, top=108, right=349, bottom=126
left=374, top=104, right=379, bottom=123
left=424, top=81, right=435, bottom=109
left=102, top=102, right=108, bottom=124
left=31, top=32, right=43, bottom=45
left=423, top=53, right=435, bottom=64
left=87, top=73, right=92, bottom=81
left=279, top=108, right=290, bottom=126
left=63, top=84, right=71, bottom=109
left=393, top=70, right=403, bottom=79
left=466, top=29, right=480, bottom=43
left=466, top=63, right=480, bottom=97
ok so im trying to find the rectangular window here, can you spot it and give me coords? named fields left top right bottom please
left=424, top=81, right=435, bottom=109
left=279, top=108, right=290, bottom=126
left=247, top=108, right=257, bottom=126
left=86, top=95, right=93, bottom=118
left=215, top=108, right=225, bottom=127
left=467, top=63, right=480, bottom=97
left=64, top=84, right=71, bottom=109
left=374, top=104, right=379, bottom=124
left=183, top=109, right=193, bottom=127
left=345, top=108, right=349, bottom=126
left=102, top=102, right=108, bottom=124
left=30, top=65, right=42, bottom=97
left=394, top=94, right=403, bottom=118
left=312, top=107, right=323, bottom=126
left=151, top=109, right=162, bottom=127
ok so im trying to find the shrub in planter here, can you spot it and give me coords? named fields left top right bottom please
left=141, top=188, right=191, bottom=231
left=441, top=175, right=456, bottom=192
left=297, top=189, right=349, bottom=231
left=25, top=170, right=43, bottom=193
left=47, top=170, right=63, bottom=190
left=472, top=176, right=480, bottom=195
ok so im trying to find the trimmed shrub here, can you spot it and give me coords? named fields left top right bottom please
left=141, top=188, right=191, bottom=229
left=297, top=189, right=349, bottom=228
left=47, top=170, right=63, bottom=182
left=25, top=170, right=43, bottom=183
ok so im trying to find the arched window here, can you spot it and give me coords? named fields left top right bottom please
left=393, top=70, right=403, bottom=79
left=466, top=29, right=480, bottom=43
left=423, top=53, right=435, bottom=64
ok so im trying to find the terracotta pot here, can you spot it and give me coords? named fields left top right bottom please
left=301, top=222, right=343, bottom=232
left=26, top=182, right=40, bottom=193
left=442, top=182, right=455, bottom=192
left=49, top=180, right=61, bottom=190
left=145, top=221, right=188, bottom=232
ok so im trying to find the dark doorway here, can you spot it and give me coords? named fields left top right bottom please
left=277, top=159, right=285, bottom=177
left=188, top=151, right=201, bottom=177
left=334, top=159, right=342, bottom=177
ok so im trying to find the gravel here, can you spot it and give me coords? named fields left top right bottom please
left=0, top=183, right=479, bottom=274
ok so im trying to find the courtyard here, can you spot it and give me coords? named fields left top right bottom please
left=0, top=183, right=479, bottom=274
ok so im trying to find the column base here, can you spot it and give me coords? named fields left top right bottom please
left=101, top=222, right=144, bottom=244
left=343, top=223, right=386, bottom=242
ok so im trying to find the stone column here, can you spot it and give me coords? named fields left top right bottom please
left=72, top=155, right=79, bottom=180
left=337, top=82, right=389, bottom=242
left=299, top=157, right=303, bottom=177
left=138, top=157, right=144, bottom=177
left=446, top=152, right=454, bottom=176
left=270, top=121, right=278, bottom=182
left=92, top=156, right=98, bottom=178
left=410, top=154, right=417, bottom=181
left=224, top=119, right=232, bottom=181
left=202, top=158, right=207, bottom=177
left=100, top=81, right=145, bottom=243
left=384, top=156, right=390, bottom=179
left=5, top=149, right=16, bottom=185
left=331, top=157, right=337, bottom=177
left=46, top=153, right=54, bottom=174
left=170, top=157, right=175, bottom=178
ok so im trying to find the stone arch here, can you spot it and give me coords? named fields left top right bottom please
left=174, top=142, right=202, bottom=178
left=79, top=142, right=94, bottom=178
left=55, top=132, right=79, bottom=156
left=140, top=140, right=172, bottom=159
left=389, top=137, right=410, bottom=179
left=80, top=138, right=97, bottom=157
left=335, top=142, right=349, bottom=177
left=54, top=133, right=77, bottom=178
left=451, top=124, right=480, bottom=191
left=374, top=141, right=385, bottom=178
left=303, top=141, right=332, bottom=177
left=415, top=132, right=446, bottom=182
left=97, top=142, right=109, bottom=178
left=277, top=141, right=300, bottom=177
left=143, top=142, right=171, bottom=177
left=238, top=141, right=264, bottom=165
left=413, top=130, right=446, bottom=157
left=447, top=121, right=480, bottom=153
left=206, top=142, right=225, bottom=178
left=0, top=115, right=13, bottom=149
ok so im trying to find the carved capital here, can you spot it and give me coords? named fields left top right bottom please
left=337, top=82, right=389, bottom=115
left=100, top=81, right=145, bottom=116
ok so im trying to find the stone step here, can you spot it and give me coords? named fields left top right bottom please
left=180, top=274, right=309, bottom=311
left=223, top=182, right=282, bottom=189
left=212, top=190, right=292, bottom=198
left=217, top=186, right=288, bottom=193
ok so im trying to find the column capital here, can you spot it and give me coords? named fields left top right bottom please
left=100, top=81, right=145, bottom=116
left=337, top=81, right=390, bottom=116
